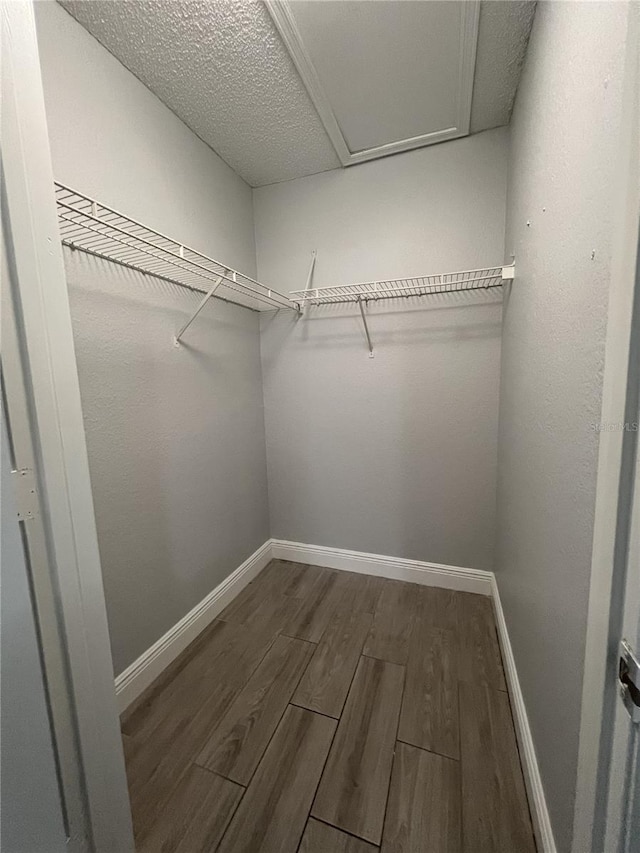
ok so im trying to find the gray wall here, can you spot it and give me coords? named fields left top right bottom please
left=35, top=1, right=269, bottom=674
left=496, top=3, right=628, bottom=850
left=255, top=129, right=508, bottom=570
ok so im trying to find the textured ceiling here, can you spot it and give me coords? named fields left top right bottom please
left=59, top=0, right=341, bottom=186
left=59, top=0, right=535, bottom=188
left=471, top=0, right=537, bottom=133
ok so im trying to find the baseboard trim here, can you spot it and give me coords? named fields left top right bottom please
left=491, top=575, right=557, bottom=853
left=271, top=539, right=493, bottom=595
left=114, top=540, right=273, bottom=712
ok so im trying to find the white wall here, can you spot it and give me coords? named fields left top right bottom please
left=35, top=1, right=269, bottom=673
left=255, top=129, right=507, bottom=570
left=496, top=4, right=628, bottom=850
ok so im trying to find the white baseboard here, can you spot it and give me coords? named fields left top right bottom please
left=271, top=539, right=493, bottom=595
left=491, top=575, right=557, bottom=853
left=114, top=540, right=273, bottom=712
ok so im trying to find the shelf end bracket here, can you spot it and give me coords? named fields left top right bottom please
left=502, top=264, right=515, bottom=280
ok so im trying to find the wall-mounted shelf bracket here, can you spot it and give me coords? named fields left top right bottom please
left=174, top=274, right=225, bottom=346
left=298, top=250, right=317, bottom=317
left=357, top=296, right=374, bottom=358
left=501, top=264, right=515, bottom=280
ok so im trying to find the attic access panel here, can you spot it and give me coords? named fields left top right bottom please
left=268, top=0, right=480, bottom=165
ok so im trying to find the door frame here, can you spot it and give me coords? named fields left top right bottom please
left=1, top=2, right=134, bottom=850
left=572, top=3, right=640, bottom=851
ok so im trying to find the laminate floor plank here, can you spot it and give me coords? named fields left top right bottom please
left=338, top=571, right=386, bottom=614
left=415, top=585, right=461, bottom=632
left=358, top=574, right=387, bottom=614
left=217, top=579, right=269, bottom=625
left=197, top=634, right=314, bottom=784
left=218, top=567, right=298, bottom=626
left=256, top=559, right=327, bottom=599
left=459, top=683, right=535, bottom=853
left=362, top=579, right=418, bottom=665
left=121, top=561, right=536, bottom=853
left=121, top=616, right=225, bottom=737
left=123, top=619, right=258, bottom=755
left=217, top=705, right=336, bottom=853
left=312, top=655, right=405, bottom=845
left=381, top=742, right=460, bottom=853
left=398, top=627, right=459, bottom=759
left=283, top=570, right=353, bottom=643
left=300, top=819, right=378, bottom=853
left=281, top=562, right=331, bottom=599
left=458, top=593, right=506, bottom=690
left=126, top=617, right=285, bottom=840
left=125, top=594, right=298, bottom=752
left=136, top=765, right=242, bottom=853
left=293, top=609, right=373, bottom=718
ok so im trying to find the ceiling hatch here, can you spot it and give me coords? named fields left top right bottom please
left=267, top=0, right=481, bottom=166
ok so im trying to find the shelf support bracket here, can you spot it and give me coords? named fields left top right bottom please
left=501, top=264, right=515, bottom=280
left=357, top=296, right=374, bottom=358
left=174, top=274, right=224, bottom=346
left=298, top=250, right=316, bottom=316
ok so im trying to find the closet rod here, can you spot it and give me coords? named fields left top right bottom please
left=54, top=183, right=300, bottom=316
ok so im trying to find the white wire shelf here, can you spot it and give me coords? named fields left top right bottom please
left=290, top=265, right=512, bottom=305
left=291, top=261, right=514, bottom=357
left=54, top=183, right=299, bottom=314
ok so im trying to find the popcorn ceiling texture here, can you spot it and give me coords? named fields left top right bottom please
left=60, top=0, right=341, bottom=187
left=470, top=0, right=536, bottom=133
left=60, top=0, right=535, bottom=187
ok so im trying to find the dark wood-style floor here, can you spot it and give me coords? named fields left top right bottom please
left=121, top=560, right=536, bottom=853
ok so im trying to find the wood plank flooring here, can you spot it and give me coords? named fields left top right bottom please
left=121, top=560, right=536, bottom=852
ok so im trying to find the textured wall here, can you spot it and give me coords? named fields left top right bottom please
left=64, top=253, right=270, bottom=674
left=35, top=1, right=269, bottom=674
left=496, top=4, right=628, bottom=850
left=255, top=130, right=507, bottom=570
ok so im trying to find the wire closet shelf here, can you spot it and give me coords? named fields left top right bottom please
left=54, top=183, right=299, bottom=314
left=290, top=265, right=512, bottom=306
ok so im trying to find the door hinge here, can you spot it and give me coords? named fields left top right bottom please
left=11, top=468, right=39, bottom=521
left=619, top=639, right=640, bottom=724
